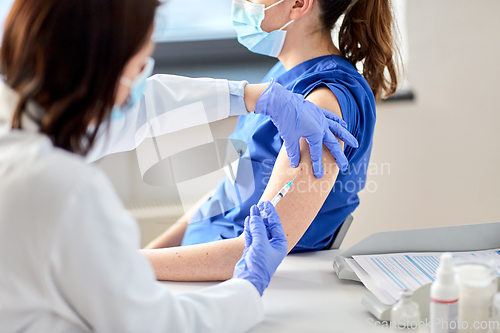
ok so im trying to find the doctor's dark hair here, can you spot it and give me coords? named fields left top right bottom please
left=317, top=0, right=400, bottom=100
left=1, top=0, right=159, bottom=155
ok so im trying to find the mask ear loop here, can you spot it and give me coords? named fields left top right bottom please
left=264, top=0, right=285, bottom=11
left=279, top=20, right=294, bottom=31
left=119, top=57, right=155, bottom=88
left=264, top=0, right=294, bottom=31
left=120, top=77, right=133, bottom=88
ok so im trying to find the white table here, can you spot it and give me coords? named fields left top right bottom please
left=161, top=249, right=429, bottom=332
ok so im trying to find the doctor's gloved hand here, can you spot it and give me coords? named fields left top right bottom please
left=254, top=79, right=359, bottom=178
left=233, top=202, right=288, bottom=296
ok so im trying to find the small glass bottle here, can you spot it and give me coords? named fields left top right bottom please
left=391, top=289, right=421, bottom=331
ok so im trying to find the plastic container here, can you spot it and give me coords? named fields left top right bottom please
left=430, top=253, right=459, bottom=333
left=391, top=289, right=421, bottom=330
left=455, top=259, right=497, bottom=333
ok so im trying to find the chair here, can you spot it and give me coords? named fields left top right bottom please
left=326, top=214, right=354, bottom=250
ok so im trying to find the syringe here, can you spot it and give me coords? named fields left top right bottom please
left=260, top=179, right=294, bottom=218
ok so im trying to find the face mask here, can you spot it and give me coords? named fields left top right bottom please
left=232, top=0, right=294, bottom=58
left=111, top=57, right=155, bottom=121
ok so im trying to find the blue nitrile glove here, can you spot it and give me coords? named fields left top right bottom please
left=254, top=79, right=359, bottom=177
left=233, top=202, right=288, bottom=296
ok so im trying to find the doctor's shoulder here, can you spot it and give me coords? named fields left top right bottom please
left=14, top=135, right=115, bottom=209
left=9, top=135, right=141, bottom=241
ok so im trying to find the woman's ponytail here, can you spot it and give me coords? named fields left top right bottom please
left=317, top=0, right=401, bottom=101
left=338, top=0, right=400, bottom=100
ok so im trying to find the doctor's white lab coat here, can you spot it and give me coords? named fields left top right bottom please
left=0, top=77, right=263, bottom=333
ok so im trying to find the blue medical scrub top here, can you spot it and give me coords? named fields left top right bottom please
left=182, top=55, right=376, bottom=253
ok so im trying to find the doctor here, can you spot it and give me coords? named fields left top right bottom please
left=0, top=0, right=356, bottom=332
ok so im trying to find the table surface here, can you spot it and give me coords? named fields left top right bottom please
left=160, top=249, right=430, bottom=333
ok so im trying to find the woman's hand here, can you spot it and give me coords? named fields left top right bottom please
left=232, top=202, right=288, bottom=296
left=252, top=80, right=359, bottom=178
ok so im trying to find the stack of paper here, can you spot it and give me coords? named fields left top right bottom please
left=346, top=248, right=500, bottom=305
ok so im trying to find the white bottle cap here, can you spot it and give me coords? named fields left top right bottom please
left=431, top=253, right=459, bottom=302
left=436, top=253, right=455, bottom=284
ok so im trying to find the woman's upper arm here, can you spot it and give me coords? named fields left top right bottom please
left=258, top=87, right=345, bottom=251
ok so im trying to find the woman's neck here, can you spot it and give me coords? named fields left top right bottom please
left=278, top=29, right=341, bottom=71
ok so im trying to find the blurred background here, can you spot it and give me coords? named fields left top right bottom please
left=2, top=0, right=498, bottom=248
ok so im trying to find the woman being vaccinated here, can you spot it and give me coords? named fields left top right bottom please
left=0, top=0, right=356, bottom=332
left=145, top=0, right=401, bottom=281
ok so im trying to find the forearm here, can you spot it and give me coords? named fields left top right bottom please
left=89, top=75, right=233, bottom=163
left=144, top=189, right=215, bottom=249
left=141, top=236, right=245, bottom=281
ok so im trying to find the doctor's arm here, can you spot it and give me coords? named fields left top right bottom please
left=85, top=75, right=247, bottom=163
left=142, top=87, right=344, bottom=281
left=53, top=168, right=266, bottom=333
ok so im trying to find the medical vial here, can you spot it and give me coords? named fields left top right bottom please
left=391, top=289, right=421, bottom=331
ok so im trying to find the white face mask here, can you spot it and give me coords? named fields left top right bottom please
left=231, top=0, right=294, bottom=58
